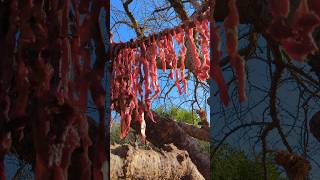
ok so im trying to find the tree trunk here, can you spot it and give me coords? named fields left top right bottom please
left=110, top=143, right=204, bottom=180
left=142, top=112, right=210, bottom=180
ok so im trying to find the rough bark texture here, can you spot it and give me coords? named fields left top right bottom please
left=177, top=121, right=209, bottom=142
left=142, top=112, right=210, bottom=180
left=110, top=143, right=204, bottom=180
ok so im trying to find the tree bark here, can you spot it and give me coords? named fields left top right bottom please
left=110, top=143, right=204, bottom=180
left=141, top=112, right=210, bottom=180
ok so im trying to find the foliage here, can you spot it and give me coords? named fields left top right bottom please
left=110, top=123, right=136, bottom=145
left=155, top=106, right=201, bottom=126
left=111, top=107, right=209, bottom=154
left=211, top=145, right=286, bottom=180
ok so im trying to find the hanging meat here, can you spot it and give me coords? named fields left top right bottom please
left=223, top=0, right=247, bottom=102
left=195, top=19, right=210, bottom=80
left=185, top=26, right=203, bottom=78
left=0, top=0, right=108, bottom=179
left=210, top=18, right=230, bottom=106
left=167, top=32, right=182, bottom=95
left=267, top=0, right=320, bottom=62
left=175, top=28, right=188, bottom=94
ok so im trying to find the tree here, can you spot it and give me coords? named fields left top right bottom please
left=212, top=144, right=286, bottom=180
left=112, top=0, right=320, bottom=179
left=111, top=0, right=211, bottom=179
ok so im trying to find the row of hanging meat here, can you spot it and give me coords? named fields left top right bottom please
left=268, top=0, right=320, bottom=61
left=110, top=0, right=247, bottom=139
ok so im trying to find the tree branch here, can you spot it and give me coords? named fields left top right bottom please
left=122, top=0, right=144, bottom=37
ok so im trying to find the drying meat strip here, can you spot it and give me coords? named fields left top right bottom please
left=185, top=27, right=202, bottom=76
left=111, top=4, right=218, bottom=141
left=157, top=37, right=167, bottom=72
left=268, top=0, right=320, bottom=62
left=282, top=34, right=318, bottom=61
left=223, top=0, right=247, bottom=102
left=168, top=32, right=182, bottom=95
left=164, top=33, right=174, bottom=79
left=174, top=29, right=188, bottom=94
left=210, top=19, right=230, bottom=106
left=140, top=42, right=155, bottom=123
left=291, top=0, right=320, bottom=34
left=285, top=0, right=320, bottom=61
left=195, top=19, right=210, bottom=80
left=270, top=0, right=290, bottom=18
left=267, top=18, right=293, bottom=41
left=149, top=37, right=161, bottom=98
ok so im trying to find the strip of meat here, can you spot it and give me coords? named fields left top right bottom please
left=175, top=29, right=188, bottom=94
left=185, top=27, right=202, bottom=75
left=292, top=0, right=320, bottom=34
left=120, top=107, right=132, bottom=139
left=230, top=54, right=247, bottom=102
left=267, top=18, right=293, bottom=41
left=149, top=38, right=160, bottom=98
left=195, top=20, right=210, bottom=80
left=164, top=34, right=174, bottom=79
left=210, top=18, right=230, bottom=106
left=223, top=0, right=239, bottom=56
left=157, top=38, right=167, bottom=72
left=282, top=34, right=318, bottom=61
left=168, top=33, right=182, bottom=95
left=223, top=0, right=247, bottom=102
left=270, top=0, right=290, bottom=18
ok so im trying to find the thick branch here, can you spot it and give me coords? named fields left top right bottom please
left=141, top=112, right=210, bottom=180
left=167, top=0, right=189, bottom=21
left=110, top=143, right=205, bottom=179
left=176, top=122, right=209, bottom=142
left=261, top=39, right=292, bottom=180
left=123, top=0, right=144, bottom=37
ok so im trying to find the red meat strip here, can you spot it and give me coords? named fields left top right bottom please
left=149, top=38, right=160, bottom=98
left=267, top=18, right=293, bottom=41
left=157, top=38, right=167, bottom=72
left=270, top=0, right=290, bottom=18
left=210, top=20, right=230, bottom=106
left=230, top=54, right=247, bottom=102
left=195, top=20, right=210, bottom=80
left=168, top=33, right=182, bottom=95
left=120, top=108, right=132, bottom=139
left=282, top=34, right=318, bottom=61
left=175, top=29, right=188, bottom=94
left=223, top=0, right=247, bottom=102
left=141, top=42, right=151, bottom=96
left=164, top=34, right=174, bottom=79
left=223, top=0, right=239, bottom=56
left=292, top=0, right=320, bottom=34
left=185, top=27, right=202, bottom=75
